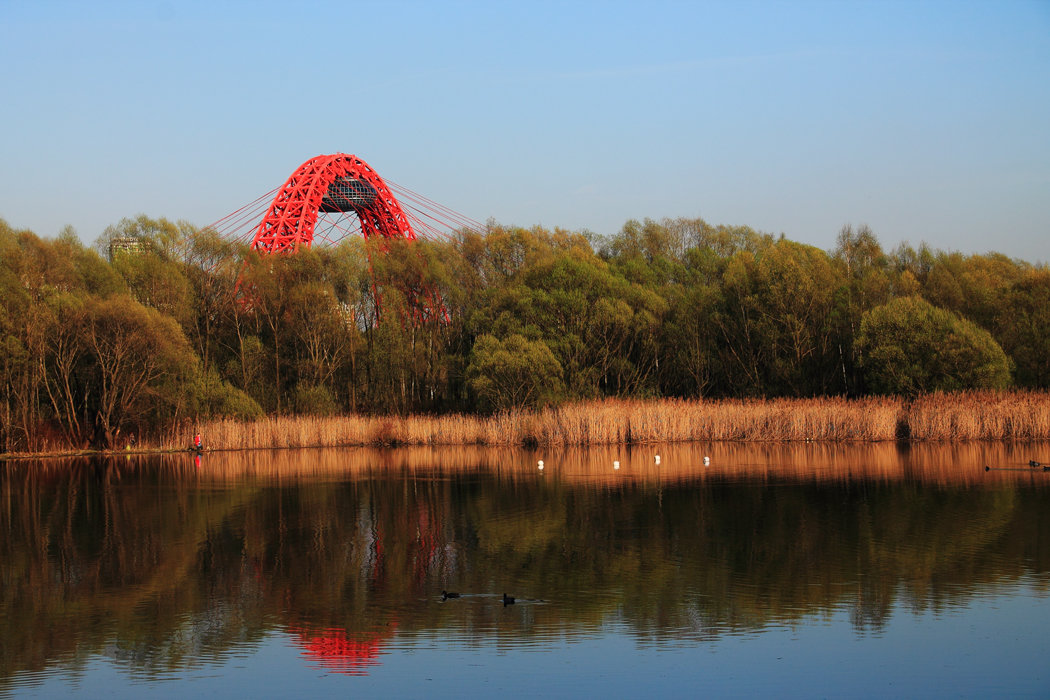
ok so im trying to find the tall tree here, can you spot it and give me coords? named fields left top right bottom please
left=832, top=224, right=891, bottom=395
left=79, top=295, right=198, bottom=446
left=995, top=269, right=1050, bottom=388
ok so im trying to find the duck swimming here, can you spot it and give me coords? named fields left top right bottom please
left=503, top=593, right=515, bottom=606
left=442, top=590, right=460, bottom=600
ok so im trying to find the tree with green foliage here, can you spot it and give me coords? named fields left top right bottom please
left=466, top=333, right=564, bottom=411
left=475, top=231, right=667, bottom=399
left=659, top=282, right=722, bottom=397
left=856, top=296, right=1011, bottom=395
left=995, top=269, right=1050, bottom=388
left=713, top=239, right=842, bottom=396
left=832, top=224, right=892, bottom=395
left=236, top=250, right=301, bottom=413
left=0, top=222, right=128, bottom=450
left=79, top=294, right=198, bottom=447
left=190, top=369, right=264, bottom=421
left=360, top=237, right=457, bottom=414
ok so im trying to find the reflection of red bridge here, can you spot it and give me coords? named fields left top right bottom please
left=291, top=625, right=395, bottom=676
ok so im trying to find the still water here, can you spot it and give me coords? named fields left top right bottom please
left=2, top=442, right=1048, bottom=698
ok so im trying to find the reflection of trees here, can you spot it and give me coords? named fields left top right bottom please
left=1, top=454, right=1048, bottom=683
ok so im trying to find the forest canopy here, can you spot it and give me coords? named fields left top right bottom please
left=1, top=215, right=1047, bottom=452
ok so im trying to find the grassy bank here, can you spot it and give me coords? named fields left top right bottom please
left=150, top=390, right=1050, bottom=452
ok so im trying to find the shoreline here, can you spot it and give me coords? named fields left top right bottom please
left=4, top=436, right=1050, bottom=463
left=4, top=391, right=1049, bottom=460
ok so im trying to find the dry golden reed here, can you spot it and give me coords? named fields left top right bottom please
left=906, top=390, right=1050, bottom=441
left=140, top=390, right=1048, bottom=453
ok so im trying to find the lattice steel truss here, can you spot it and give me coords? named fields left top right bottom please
left=252, top=154, right=415, bottom=252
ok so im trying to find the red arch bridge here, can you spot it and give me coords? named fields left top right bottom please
left=208, top=153, right=484, bottom=251
left=204, top=153, right=484, bottom=319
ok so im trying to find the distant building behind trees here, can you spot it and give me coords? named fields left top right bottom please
left=107, top=235, right=144, bottom=261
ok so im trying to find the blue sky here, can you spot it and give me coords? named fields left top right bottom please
left=2, top=0, right=1048, bottom=261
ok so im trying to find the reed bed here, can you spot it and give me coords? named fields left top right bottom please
left=906, top=390, right=1050, bottom=441
left=138, top=390, right=1048, bottom=453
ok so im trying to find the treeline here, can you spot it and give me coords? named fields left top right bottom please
left=1, top=215, right=1047, bottom=452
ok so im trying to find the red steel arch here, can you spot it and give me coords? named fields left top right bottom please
left=251, top=154, right=415, bottom=253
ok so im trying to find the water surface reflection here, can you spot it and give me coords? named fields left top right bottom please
left=2, top=442, right=1048, bottom=695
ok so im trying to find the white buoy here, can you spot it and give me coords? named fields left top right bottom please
left=613, top=460, right=620, bottom=470
left=655, top=455, right=661, bottom=465
left=703, top=456, right=710, bottom=466
left=538, top=460, right=544, bottom=470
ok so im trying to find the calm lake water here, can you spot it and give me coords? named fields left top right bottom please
left=2, top=441, right=1049, bottom=698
